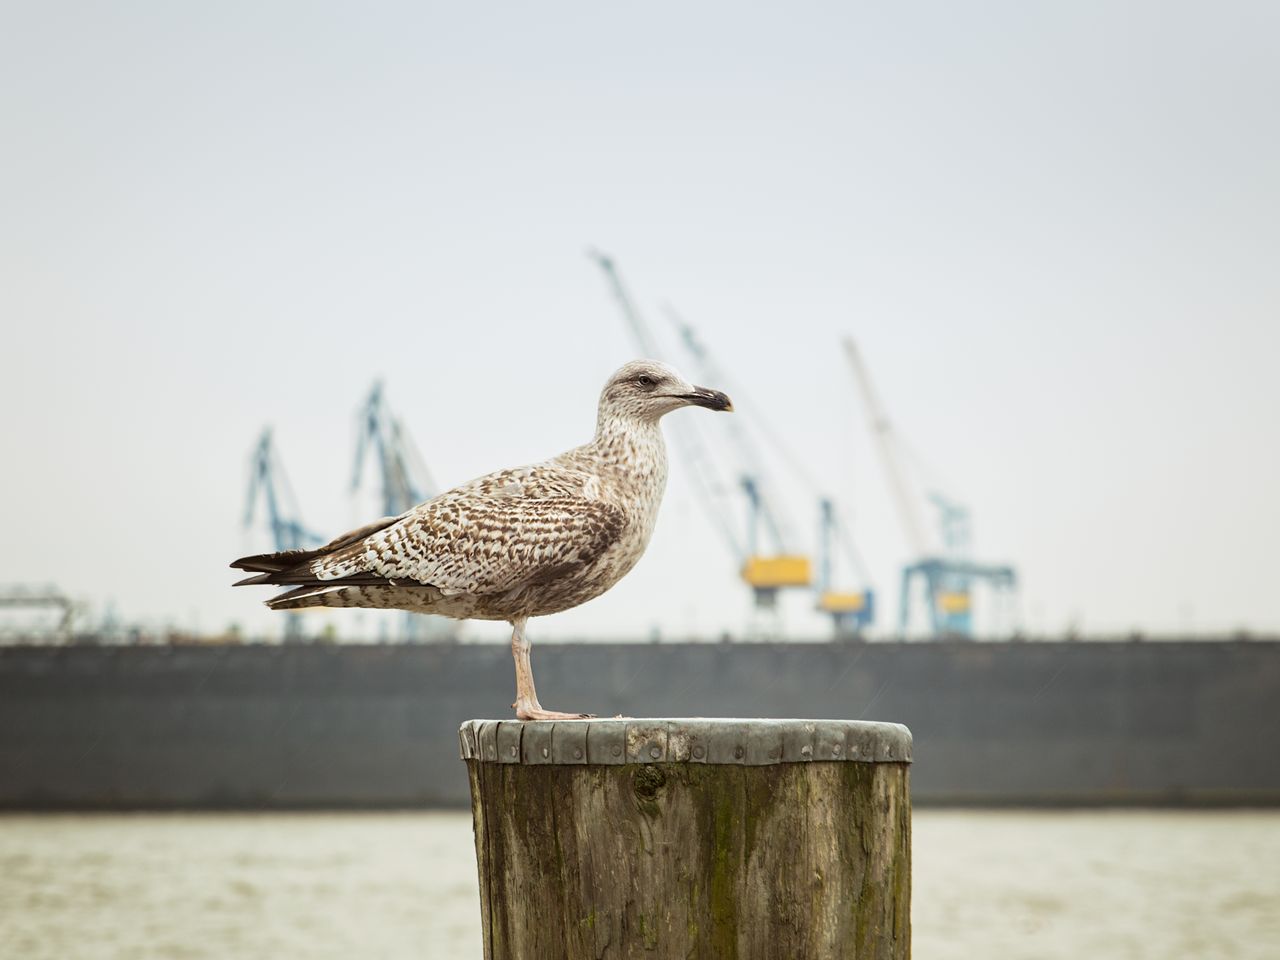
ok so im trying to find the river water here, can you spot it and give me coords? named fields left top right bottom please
left=2, top=810, right=1277, bottom=959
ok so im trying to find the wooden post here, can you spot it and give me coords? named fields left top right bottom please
left=460, top=718, right=912, bottom=960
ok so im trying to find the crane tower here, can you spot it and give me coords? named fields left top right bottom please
left=243, top=428, right=324, bottom=642
left=841, top=337, right=1017, bottom=638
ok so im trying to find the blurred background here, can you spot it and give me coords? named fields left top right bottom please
left=2, top=2, right=1277, bottom=958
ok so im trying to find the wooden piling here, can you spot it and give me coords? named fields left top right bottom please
left=460, top=718, right=912, bottom=960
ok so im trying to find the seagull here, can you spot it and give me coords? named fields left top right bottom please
left=231, top=359, right=732, bottom=720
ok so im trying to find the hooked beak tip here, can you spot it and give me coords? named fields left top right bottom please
left=684, top=387, right=733, bottom=412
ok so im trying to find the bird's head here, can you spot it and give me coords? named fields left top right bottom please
left=599, top=359, right=733, bottom=424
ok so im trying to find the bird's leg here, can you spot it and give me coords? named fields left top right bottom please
left=510, top=618, right=593, bottom=721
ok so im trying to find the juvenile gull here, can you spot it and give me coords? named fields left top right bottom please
left=231, top=360, right=732, bottom=720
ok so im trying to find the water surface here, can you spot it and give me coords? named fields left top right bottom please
left=2, top=811, right=1276, bottom=958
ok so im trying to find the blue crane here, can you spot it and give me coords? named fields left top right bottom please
left=909, top=492, right=1010, bottom=635
left=243, top=428, right=324, bottom=641
left=588, top=251, right=745, bottom=562
left=816, top=499, right=877, bottom=637
left=590, top=251, right=812, bottom=626
left=667, top=306, right=875, bottom=632
left=350, top=382, right=446, bottom=642
left=244, top=427, right=324, bottom=552
left=352, top=381, right=437, bottom=517
left=841, top=337, right=1017, bottom=638
left=668, top=311, right=813, bottom=612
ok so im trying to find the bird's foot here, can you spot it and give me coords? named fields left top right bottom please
left=513, top=700, right=595, bottom=721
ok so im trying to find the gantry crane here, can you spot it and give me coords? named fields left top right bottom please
left=669, top=312, right=875, bottom=632
left=590, top=253, right=748, bottom=573
left=673, top=310, right=878, bottom=632
left=350, top=382, right=452, bottom=642
left=841, top=337, right=1016, bottom=638
left=816, top=499, right=876, bottom=637
left=243, top=427, right=324, bottom=641
left=352, top=381, right=438, bottom=518
left=589, top=251, right=745, bottom=562
left=668, top=309, right=813, bottom=609
left=590, top=251, right=811, bottom=617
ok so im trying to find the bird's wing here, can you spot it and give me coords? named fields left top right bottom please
left=314, top=480, right=626, bottom=597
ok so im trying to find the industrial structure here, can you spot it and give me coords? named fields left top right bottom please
left=841, top=337, right=1018, bottom=637
left=591, top=252, right=819, bottom=629
left=352, top=381, right=437, bottom=518
left=669, top=308, right=813, bottom=611
left=816, top=499, right=876, bottom=636
left=7, top=637, right=1279, bottom=808
left=350, top=382, right=452, bottom=642
left=229, top=265, right=1014, bottom=644
left=589, top=251, right=743, bottom=561
left=0, top=585, right=76, bottom=644
left=241, top=388, right=451, bottom=644
left=242, top=428, right=323, bottom=641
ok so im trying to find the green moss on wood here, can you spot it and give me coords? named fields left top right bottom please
left=469, top=759, right=910, bottom=959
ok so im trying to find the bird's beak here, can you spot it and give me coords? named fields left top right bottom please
left=680, top=386, right=733, bottom=412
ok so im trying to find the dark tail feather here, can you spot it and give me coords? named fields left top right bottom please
left=230, top=548, right=325, bottom=574
left=230, top=515, right=402, bottom=576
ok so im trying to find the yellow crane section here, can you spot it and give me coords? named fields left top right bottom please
left=818, top=590, right=871, bottom=614
left=937, top=591, right=972, bottom=615
left=742, top=555, right=813, bottom=590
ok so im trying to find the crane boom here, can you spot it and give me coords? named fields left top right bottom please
left=244, top=428, right=323, bottom=552
left=841, top=337, right=929, bottom=556
left=589, top=251, right=662, bottom=358
left=589, top=251, right=744, bottom=559
left=349, top=383, right=451, bottom=643
left=352, top=382, right=437, bottom=516
left=243, top=428, right=324, bottom=643
left=668, top=305, right=792, bottom=554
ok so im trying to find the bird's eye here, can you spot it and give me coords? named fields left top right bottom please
left=637, top=375, right=656, bottom=387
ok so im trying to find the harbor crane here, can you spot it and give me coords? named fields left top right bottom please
left=351, top=382, right=451, bottom=642
left=589, top=251, right=744, bottom=561
left=816, top=499, right=876, bottom=637
left=667, top=306, right=876, bottom=633
left=668, top=309, right=813, bottom=610
left=841, top=337, right=1016, bottom=638
left=243, top=428, right=324, bottom=641
left=352, top=381, right=437, bottom=518
left=590, top=252, right=811, bottom=618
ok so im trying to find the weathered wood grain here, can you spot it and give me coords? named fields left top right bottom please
left=464, top=720, right=911, bottom=960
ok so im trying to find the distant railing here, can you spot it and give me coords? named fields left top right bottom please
left=0, top=584, right=75, bottom=644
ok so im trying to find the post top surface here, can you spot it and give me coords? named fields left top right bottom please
left=459, top=717, right=912, bottom=766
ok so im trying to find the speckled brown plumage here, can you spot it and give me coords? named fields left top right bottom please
left=231, top=359, right=731, bottom=718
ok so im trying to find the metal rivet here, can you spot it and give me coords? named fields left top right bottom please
left=612, top=745, right=622, bottom=757
left=541, top=747, right=549, bottom=758
left=734, top=745, right=745, bottom=759
left=692, top=745, right=705, bottom=759
left=573, top=748, right=583, bottom=760
left=510, top=745, right=518, bottom=757
left=649, top=745, right=662, bottom=760
left=801, top=745, right=812, bottom=757
left=832, top=744, right=841, bottom=756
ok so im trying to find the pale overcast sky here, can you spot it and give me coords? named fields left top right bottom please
left=2, top=2, right=1277, bottom=641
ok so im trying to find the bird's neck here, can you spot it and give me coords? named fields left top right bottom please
left=591, top=413, right=668, bottom=481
